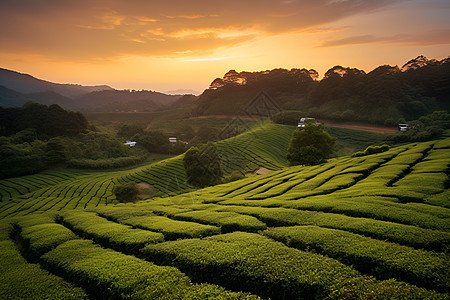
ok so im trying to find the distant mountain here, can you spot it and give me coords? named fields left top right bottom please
left=0, top=68, right=113, bottom=98
left=74, top=90, right=181, bottom=112
left=164, top=89, right=201, bottom=96
left=0, top=85, right=82, bottom=110
left=26, top=91, right=79, bottom=110
left=169, top=94, right=199, bottom=109
left=194, top=56, right=450, bottom=124
left=0, top=85, right=35, bottom=107
left=0, top=68, right=182, bottom=112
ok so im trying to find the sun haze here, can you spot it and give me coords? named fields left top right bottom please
left=0, top=0, right=449, bottom=93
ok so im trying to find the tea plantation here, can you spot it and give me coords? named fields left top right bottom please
left=0, top=124, right=449, bottom=299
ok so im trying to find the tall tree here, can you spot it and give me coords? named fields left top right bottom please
left=287, top=124, right=336, bottom=165
left=184, top=142, right=222, bottom=187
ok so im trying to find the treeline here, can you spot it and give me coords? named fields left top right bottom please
left=0, top=102, right=88, bottom=136
left=0, top=129, right=147, bottom=178
left=194, top=56, right=449, bottom=125
left=0, top=104, right=147, bottom=178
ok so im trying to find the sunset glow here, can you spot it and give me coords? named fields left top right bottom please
left=1, top=0, right=449, bottom=93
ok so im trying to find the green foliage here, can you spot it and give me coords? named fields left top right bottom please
left=287, top=124, right=336, bottom=165
left=42, top=239, right=191, bottom=299
left=270, top=110, right=304, bottom=125
left=352, top=144, right=390, bottom=157
left=94, top=205, right=221, bottom=239
left=0, top=141, right=47, bottom=178
left=172, top=210, right=267, bottom=233
left=264, top=226, right=449, bottom=292
left=206, top=204, right=450, bottom=252
left=389, top=111, right=450, bottom=143
left=194, top=57, right=449, bottom=124
left=59, top=210, right=164, bottom=253
left=184, top=142, right=223, bottom=187
left=41, top=238, right=254, bottom=299
left=114, top=182, right=139, bottom=202
left=0, top=240, right=88, bottom=299
left=20, top=223, right=79, bottom=260
left=0, top=128, right=449, bottom=299
left=67, top=155, right=146, bottom=169
left=116, top=123, right=144, bottom=138
left=142, top=231, right=441, bottom=299
left=133, top=130, right=172, bottom=154
left=0, top=103, right=87, bottom=136
left=45, top=137, right=67, bottom=165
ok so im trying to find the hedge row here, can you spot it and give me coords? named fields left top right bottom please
left=42, top=239, right=255, bottom=299
left=142, top=231, right=443, bottom=300
left=171, top=210, right=267, bottom=233
left=58, top=210, right=164, bottom=254
left=67, top=155, right=147, bottom=169
left=0, top=221, right=88, bottom=299
left=208, top=204, right=450, bottom=251
left=264, top=225, right=449, bottom=292
left=94, top=205, right=221, bottom=239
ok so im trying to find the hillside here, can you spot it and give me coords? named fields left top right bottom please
left=0, top=127, right=448, bottom=298
left=0, top=68, right=113, bottom=97
left=194, top=56, right=450, bottom=124
left=74, top=90, right=181, bottom=112
left=0, top=85, right=35, bottom=107
left=0, top=68, right=181, bottom=112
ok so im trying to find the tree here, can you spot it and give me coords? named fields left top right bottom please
left=114, top=182, right=139, bottom=202
left=134, top=130, right=172, bottom=154
left=287, top=124, right=336, bottom=165
left=45, top=137, right=67, bottom=165
left=117, top=124, right=144, bottom=139
left=183, top=142, right=223, bottom=187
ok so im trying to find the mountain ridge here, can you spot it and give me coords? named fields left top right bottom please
left=0, top=67, right=113, bottom=97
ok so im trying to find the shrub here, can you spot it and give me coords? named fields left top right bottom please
left=114, top=182, right=139, bottom=202
left=142, top=231, right=442, bottom=299
left=68, top=155, right=146, bottom=169
left=352, top=144, right=390, bottom=157
left=270, top=110, right=303, bottom=125
left=59, top=210, right=164, bottom=253
left=184, top=142, right=223, bottom=187
left=173, top=210, right=267, bottom=233
left=264, top=226, right=449, bottom=292
left=287, top=124, right=336, bottom=165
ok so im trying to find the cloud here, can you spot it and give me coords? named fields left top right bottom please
left=0, top=0, right=406, bottom=60
left=182, top=56, right=236, bottom=62
left=320, top=29, right=450, bottom=47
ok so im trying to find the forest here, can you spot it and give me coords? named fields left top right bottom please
left=194, top=56, right=449, bottom=124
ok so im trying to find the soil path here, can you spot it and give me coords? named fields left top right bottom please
left=189, top=115, right=398, bottom=134
left=323, top=120, right=397, bottom=133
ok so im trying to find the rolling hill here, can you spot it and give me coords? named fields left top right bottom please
left=194, top=56, right=450, bottom=124
left=0, top=67, right=113, bottom=97
left=74, top=90, right=181, bottom=112
left=0, top=68, right=181, bottom=112
left=0, top=124, right=448, bottom=299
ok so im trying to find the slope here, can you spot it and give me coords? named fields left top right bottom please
left=0, top=137, right=448, bottom=299
left=0, top=67, right=112, bottom=97
left=0, top=122, right=295, bottom=216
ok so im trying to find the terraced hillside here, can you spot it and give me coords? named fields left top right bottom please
left=0, top=132, right=449, bottom=298
left=0, top=123, right=294, bottom=218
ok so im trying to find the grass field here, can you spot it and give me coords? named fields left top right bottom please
left=0, top=125, right=448, bottom=299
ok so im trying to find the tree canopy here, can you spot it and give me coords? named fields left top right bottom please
left=183, top=142, right=223, bottom=187
left=0, top=103, right=87, bottom=136
left=287, top=124, right=336, bottom=166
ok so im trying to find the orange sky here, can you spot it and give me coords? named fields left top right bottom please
left=1, top=0, right=449, bottom=94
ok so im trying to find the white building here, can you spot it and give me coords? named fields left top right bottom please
left=125, top=140, right=137, bottom=147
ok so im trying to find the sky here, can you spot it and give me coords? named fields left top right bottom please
left=0, top=0, right=449, bottom=94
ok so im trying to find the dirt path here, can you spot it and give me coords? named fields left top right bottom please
left=324, top=120, right=397, bottom=133
left=189, top=115, right=398, bottom=134
left=189, top=114, right=264, bottom=121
